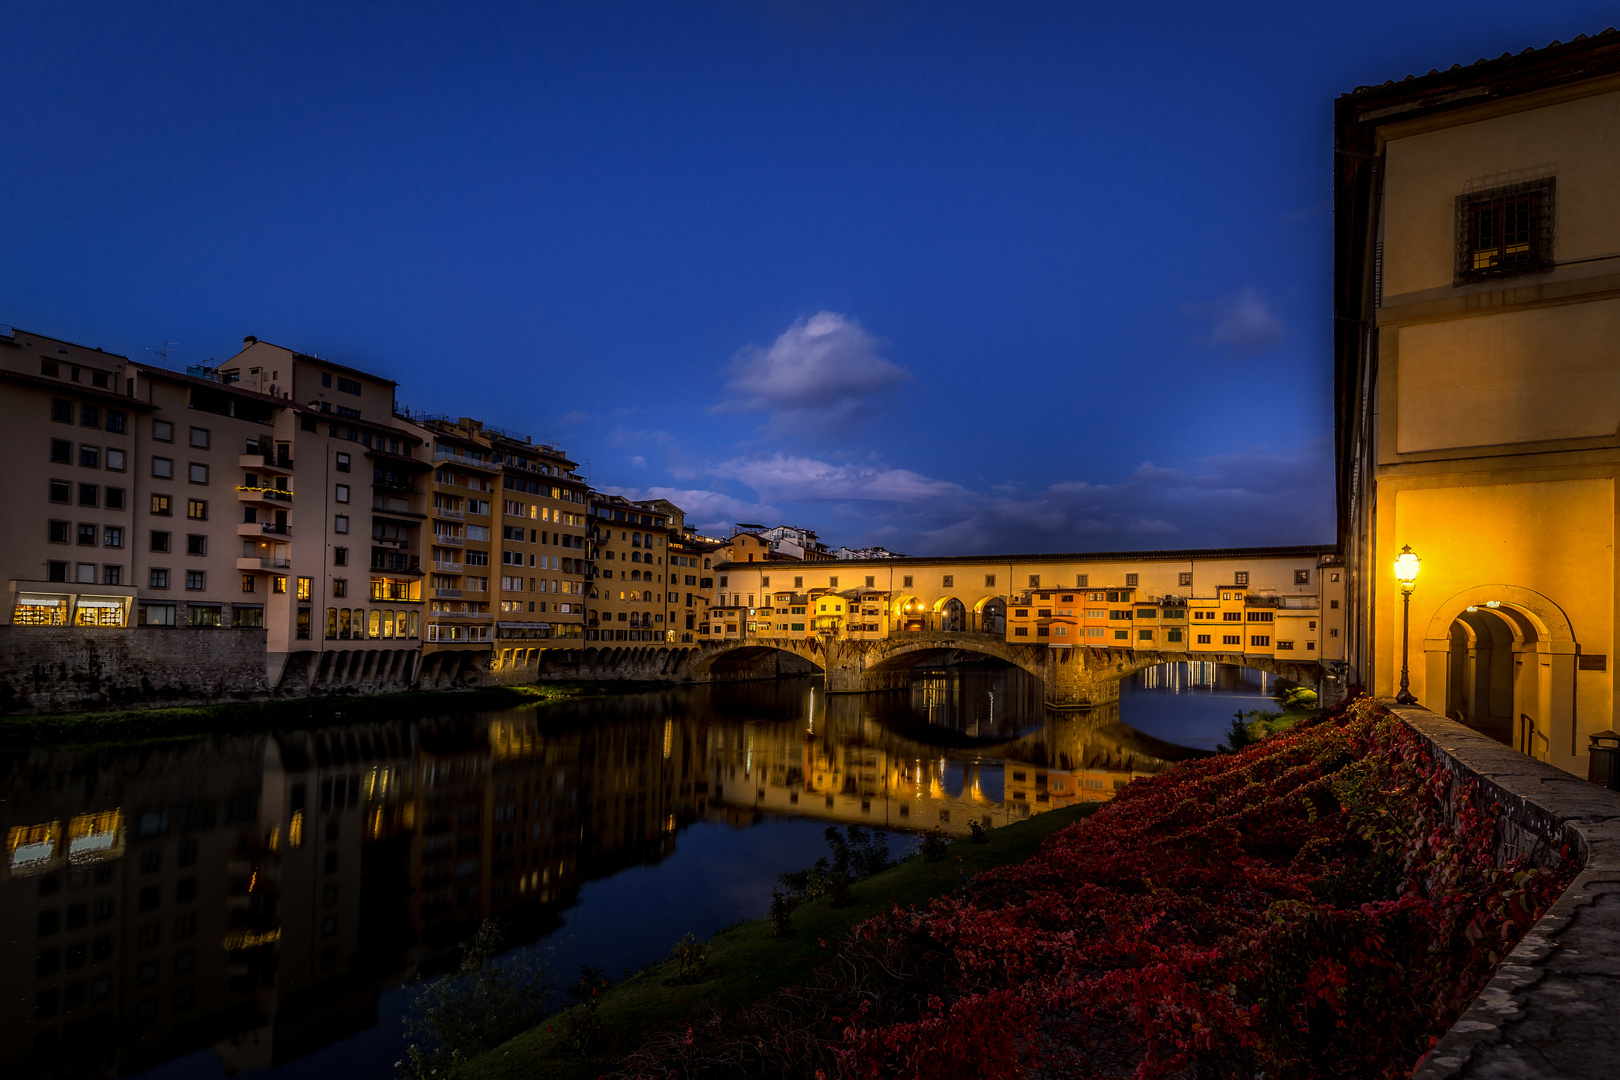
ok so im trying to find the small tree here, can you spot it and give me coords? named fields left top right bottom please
left=665, top=932, right=710, bottom=985
left=398, top=920, right=551, bottom=1079
left=557, top=964, right=613, bottom=1055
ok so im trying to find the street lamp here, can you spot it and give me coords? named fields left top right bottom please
left=1393, top=545, right=1420, bottom=705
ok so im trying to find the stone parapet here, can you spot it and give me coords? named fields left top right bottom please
left=1394, top=705, right=1620, bottom=1079
left=0, top=625, right=270, bottom=712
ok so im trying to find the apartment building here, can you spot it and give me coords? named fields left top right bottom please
left=485, top=429, right=588, bottom=672
left=1336, top=34, right=1620, bottom=775
left=585, top=494, right=676, bottom=643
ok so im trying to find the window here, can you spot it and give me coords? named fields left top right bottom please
left=1074, top=574, right=1088, bottom=588
left=1167, top=628, right=1183, bottom=643
left=185, top=571, right=205, bottom=590
left=1139, top=629, right=1153, bottom=640
left=984, top=574, right=996, bottom=587
left=139, top=601, right=175, bottom=626
left=106, top=448, right=125, bottom=471
left=51, top=399, right=72, bottom=422
left=232, top=606, right=264, bottom=628
left=153, top=420, right=173, bottom=442
left=1196, top=633, right=1211, bottom=644
left=1114, top=629, right=1128, bottom=640
left=188, top=463, right=208, bottom=484
left=1250, top=635, right=1270, bottom=648
left=107, top=410, right=126, bottom=434
left=78, top=404, right=98, bottom=427
left=1456, top=178, right=1554, bottom=282
left=77, top=523, right=97, bottom=546
left=1277, top=640, right=1295, bottom=651
left=334, top=515, right=348, bottom=534
left=78, top=483, right=98, bottom=507
left=337, top=376, right=362, bottom=395
left=1223, top=634, right=1241, bottom=645
left=49, top=520, right=70, bottom=543
left=828, top=576, right=838, bottom=587
left=241, top=575, right=256, bottom=593
left=297, top=577, right=311, bottom=600
left=321, top=372, right=332, bottom=387
left=186, top=499, right=207, bottom=521
left=149, top=569, right=170, bottom=589
left=1125, top=573, right=1138, bottom=587
left=335, top=484, right=349, bottom=503
left=865, top=575, right=875, bottom=588
left=1179, top=571, right=1192, bottom=586
left=152, top=457, right=172, bottom=479
left=335, top=452, right=350, bottom=472
left=1234, top=571, right=1248, bottom=586
left=150, top=494, right=171, bottom=516
left=332, top=578, right=347, bottom=597
left=79, top=445, right=99, bottom=468
left=105, top=487, right=125, bottom=510
left=333, top=546, right=348, bottom=566
left=50, top=438, right=72, bottom=463
left=186, top=427, right=208, bottom=449
left=1027, top=575, right=1040, bottom=588
left=104, top=527, right=123, bottom=548
left=50, top=479, right=70, bottom=503
left=1294, top=569, right=1310, bottom=585
left=185, top=534, right=206, bottom=556
left=99, top=565, right=121, bottom=586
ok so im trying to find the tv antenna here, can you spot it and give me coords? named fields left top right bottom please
left=150, top=341, right=180, bottom=364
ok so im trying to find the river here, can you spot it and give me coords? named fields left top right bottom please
left=0, top=661, right=1280, bottom=1080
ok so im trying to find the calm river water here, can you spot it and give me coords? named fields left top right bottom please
left=0, top=661, right=1278, bottom=1080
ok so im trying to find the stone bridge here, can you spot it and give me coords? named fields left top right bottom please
left=540, top=630, right=1326, bottom=708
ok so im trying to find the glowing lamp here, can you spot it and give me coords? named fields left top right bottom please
left=1393, top=546, right=1420, bottom=592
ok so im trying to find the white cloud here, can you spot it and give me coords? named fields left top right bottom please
left=629, top=455, right=646, bottom=468
left=601, top=485, right=781, bottom=537
left=716, top=312, right=911, bottom=430
left=1186, top=285, right=1287, bottom=356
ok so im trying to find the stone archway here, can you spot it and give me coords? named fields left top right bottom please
left=1421, top=584, right=1579, bottom=771
left=936, top=597, right=967, bottom=633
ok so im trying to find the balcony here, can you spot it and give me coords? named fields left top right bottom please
left=434, top=588, right=463, bottom=600
left=236, top=557, right=291, bottom=572
left=433, top=560, right=463, bottom=573
left=434, top=535, right=464, bottom=548
left=371, top=552, right=422, bottom=574
left=372, top=494, right=421, bottom=517
left=238, top=486, right=293, bottom=506
left=239, top=452, right=293, bottom=474
left=237, top=521, right=292, bottom=538
left=435, top=507, right=465, bottom=521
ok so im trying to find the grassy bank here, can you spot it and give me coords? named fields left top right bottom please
left=456, top=801, right=1104, bottom=1080
left=0, top=681, right=631, bottom=748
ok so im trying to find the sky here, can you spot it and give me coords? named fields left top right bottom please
left=4, top=1, right=1612, bottom=554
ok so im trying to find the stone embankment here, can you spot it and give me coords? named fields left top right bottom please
left=1398, top=705, right=1620, bottom=1080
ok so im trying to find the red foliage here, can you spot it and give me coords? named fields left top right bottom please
left=620, top=697, right=1576, bottom=1079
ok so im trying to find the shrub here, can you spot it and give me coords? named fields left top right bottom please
left=556, top=964, right=612, bottom=1055
left=967, top=820, right=990, bottom=844
left=397, top=920, right=550, bottom=1079
left=664, top=932, right=710, bottom=985
left=920, top=829, right=950, bottom=861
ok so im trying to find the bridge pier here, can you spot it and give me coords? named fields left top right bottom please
left=1043, top=647, right=1126, bottom=709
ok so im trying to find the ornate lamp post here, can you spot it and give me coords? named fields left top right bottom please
left=1393, top=545, right=1421, bottom=705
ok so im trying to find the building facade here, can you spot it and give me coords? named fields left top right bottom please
left=1336, top=33, right=1620, bottom=777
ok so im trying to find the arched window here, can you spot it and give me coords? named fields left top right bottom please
left=631, top=570, right=641, bottom=581
left=643, top=591, right=653, bottom=602
left=325, top=608, right=338, bottom=639
left=632, top=533, right=642, bottom=547
left=703, top=558, right=710, bottom=569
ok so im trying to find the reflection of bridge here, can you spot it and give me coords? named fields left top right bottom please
left=703, top=683, right=1206, bottom=835
left=544, top=545, right=1346, bottom=707
left=549, top=630, right=1329, bottom=708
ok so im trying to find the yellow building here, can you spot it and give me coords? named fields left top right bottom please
left=1336, top=36, right=1620, bottom=775
left=585, top=494, right=677, bottom=643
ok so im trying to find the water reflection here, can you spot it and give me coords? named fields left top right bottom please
left=0, top=669, right=1201, bottom=1080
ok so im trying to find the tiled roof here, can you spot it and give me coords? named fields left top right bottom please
left=1346, top=26, right=1619, bottom=96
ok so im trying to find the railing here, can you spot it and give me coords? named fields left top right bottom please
left=371, top=554, right=421, bottom=572
left=372, top=477, right=418, bottom=493
left=434, top=588, right=463, bottom=599
left=433, top=535, right=464, bottom=547
left=1519, top=713, right=1551, bottom=761
left=432, top=448, right=493, bottom=468
left=246, top=522, right=291, bottom=536
left=435, top=507, right=465, bottom=520
left=237, top=486, right=293, bottom=502
left=432, top=560, right=463, bottom=573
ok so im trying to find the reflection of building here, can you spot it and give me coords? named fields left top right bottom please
left=704, top=672, right=1199, bottom=835
left=1335, top=37, right=1620, bottom=775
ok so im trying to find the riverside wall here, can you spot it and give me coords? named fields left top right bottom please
left=0, top=626, right=270, bottom=712
left=1393, top=705, right=1620, bottom=1080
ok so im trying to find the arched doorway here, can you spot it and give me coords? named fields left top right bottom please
left=938, top=597, right=967, bottom=633
left=977, top=597, right=1007, bottom=636
left=1422, top=585, right=1579, bottom=770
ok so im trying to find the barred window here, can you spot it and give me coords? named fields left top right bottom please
left=1456, top=178, right=1553, bottom=283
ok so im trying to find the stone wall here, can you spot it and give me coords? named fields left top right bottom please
left=1395, top=705, right=1620, bottom=1080
left=0, top=626, right=269, bottom=712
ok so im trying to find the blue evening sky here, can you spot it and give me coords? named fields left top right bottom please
left=3, top=2, right=1608, bottom=553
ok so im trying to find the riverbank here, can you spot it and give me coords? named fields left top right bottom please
left=455, top=802, right=1104, bottom=1080
left=0, top=681, right=640, bottom=747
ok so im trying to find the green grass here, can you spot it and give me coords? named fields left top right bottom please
left=0, top=681, right=621, bottom=748
left=456, top=801, right=1105, bottom=1080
